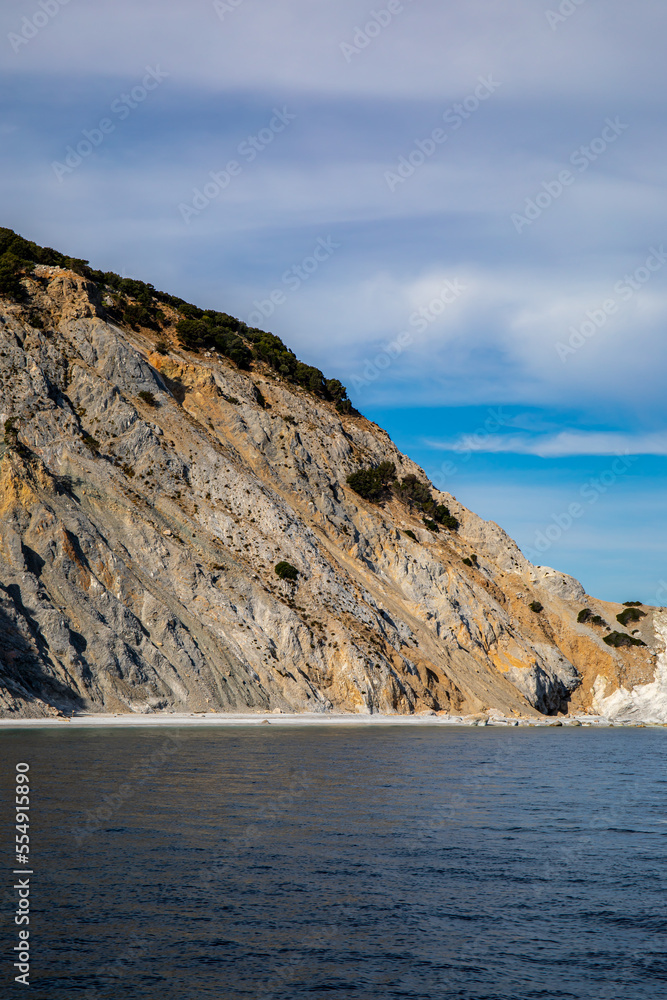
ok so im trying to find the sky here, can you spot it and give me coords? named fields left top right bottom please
left=2, top=0, right=666, bottom=603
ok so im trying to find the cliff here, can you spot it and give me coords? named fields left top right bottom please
left=1, top=259, right=664, bottom=721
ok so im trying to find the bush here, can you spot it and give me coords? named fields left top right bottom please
left=404, top=529, right=417, bottom=541
left=0, top=252, right=28, bottom=300
left=396, top=473, right=432, bottom=507
left=435, top=508, right=459, bottom=531
left=82, top=433, right=100, bottom=454
left=577, top=608, right=607, bottom=627
left=604, top=631, right=647, bottom=649
left=138, top=390, right=158, bottom=407
left=124, top=301, right=160, bottom=331
left=462, top=557, right=473, bottom=567
left=0, top=227, right=358, bottom=411
left=529, top=601, right=544, bottom=613
left=423, top=518, right=439, bottom=533
left=396, top=475, right=458, bottom=530
left=616, top=607, right=646, bottom=627
left=275, top=561, right=299, bottom=582
left=346, top=462, right=395, bottom=502
left=623, top=601, right=642, bottom=607
left=155, top=339, right=169, bottom=355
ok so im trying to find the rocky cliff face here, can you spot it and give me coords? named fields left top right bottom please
left=1, top=265, right=664, bottom=719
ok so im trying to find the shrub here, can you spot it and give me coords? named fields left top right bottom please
left=82, top=433, right=100, bottom=454
left=623, top=601, right=642, bottom=607
left=435, top=508, right=459, bottom=531
left=529, top=601, right=544, bottom=613
left=124, top=301, right=160, bottom=331
left=604, top=631, right=647, bottom=649
left=275, top=561, right=299, bottom=582
left=4, top=417, right=17, bottom=444
left=462, top=557, right=473, bottom=567
left=0, top=252, right=29, bottom=300
left=284, top=415, right=296, bottom=425
left=423, top=518, right=439, bottom=533
left=396, top=474, right=432, bottom=507
left=346, top=462, right=395, bottom=502
left=616, top=607, right=646, bottom=627
left=0, top=226, right=358, bottom=410
left=336, top=399, right=359, bottom=415
left=577, top=608, right=608, bottom=627
left=155, top=339, right=169, bottom=355
left=396, top=475, right=458, bottom=530
left=138, top=390, right=158, bottom=407
left=404, top=529, right=417, bottom=541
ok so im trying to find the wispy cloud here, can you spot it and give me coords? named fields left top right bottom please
left=427, top=430, right=667, bottom=458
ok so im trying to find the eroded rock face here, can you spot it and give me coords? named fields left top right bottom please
left=0, top=267, right=662, bottom=718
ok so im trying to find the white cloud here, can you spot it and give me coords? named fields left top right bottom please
left=428, top=430, right=667, bottom=458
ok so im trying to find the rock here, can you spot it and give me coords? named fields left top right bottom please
left=0, top=262, right=662, bottom=723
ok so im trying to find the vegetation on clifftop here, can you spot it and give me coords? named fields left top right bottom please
left=0, top=227, right=356, bottom=413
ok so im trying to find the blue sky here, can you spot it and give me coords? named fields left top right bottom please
left=2, top=0, right=666, bottom=602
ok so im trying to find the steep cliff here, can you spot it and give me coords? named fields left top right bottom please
left=0, top=258, right=664, bottom=720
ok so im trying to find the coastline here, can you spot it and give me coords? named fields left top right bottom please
left=0, top=711, right=661, bottom=729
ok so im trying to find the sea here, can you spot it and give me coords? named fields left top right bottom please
left=1, top=725, right=666, bottom=999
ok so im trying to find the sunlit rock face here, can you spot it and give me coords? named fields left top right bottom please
left=0, top=266, right=661, bottom=719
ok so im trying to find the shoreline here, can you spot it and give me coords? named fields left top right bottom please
left=0, top=711, right=663, bottom=729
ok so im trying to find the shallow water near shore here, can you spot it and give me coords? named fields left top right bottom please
left=1, top=726, right=666, bottom=999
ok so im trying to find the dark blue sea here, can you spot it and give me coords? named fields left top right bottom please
left=1, top=725, right=666, bottom=999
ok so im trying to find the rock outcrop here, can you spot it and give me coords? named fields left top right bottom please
left=1, top=264, right=664, bottom=719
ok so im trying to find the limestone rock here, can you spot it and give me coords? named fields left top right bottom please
left=0, top=266, right=663, bottom=720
